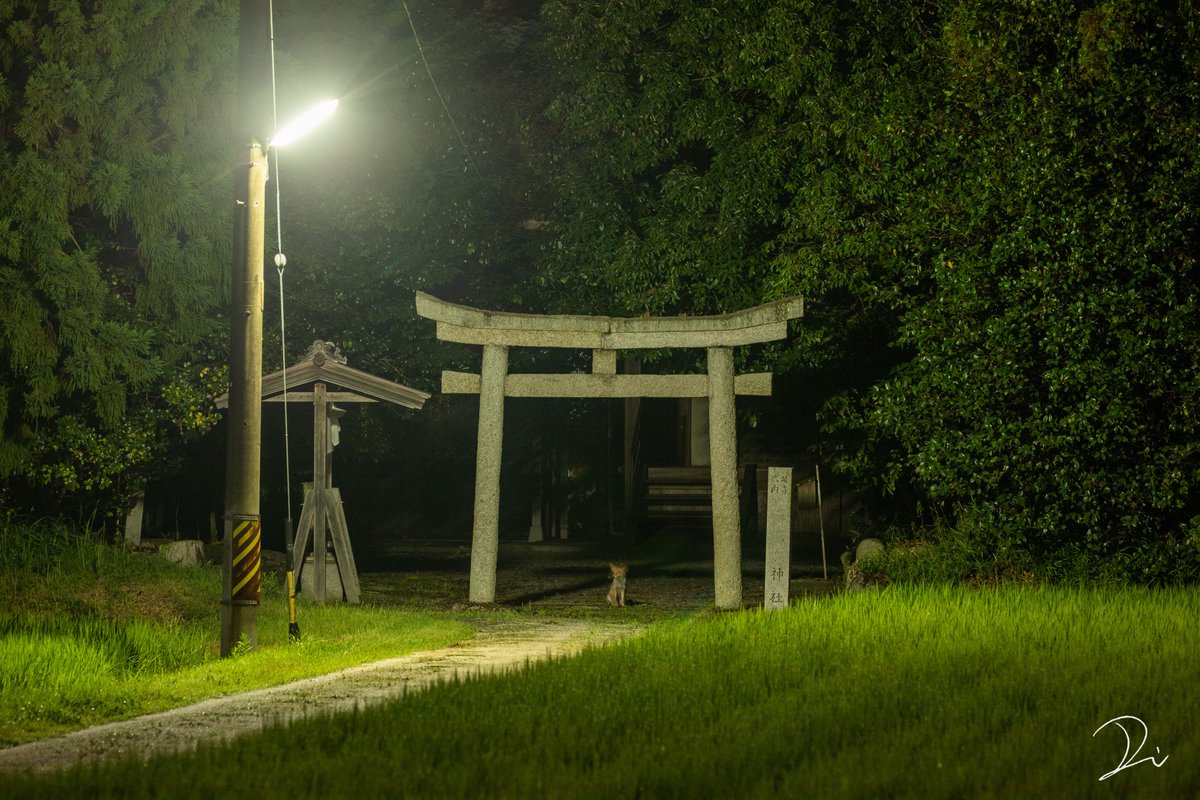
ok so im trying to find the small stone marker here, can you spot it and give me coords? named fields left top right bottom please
left=160, top=540, right=205, bottom=567
left=124, top=493, right=144, bottom=546
left=855, top=537, right=885, bottom=564
left=765, top=467, right=792, bottom=610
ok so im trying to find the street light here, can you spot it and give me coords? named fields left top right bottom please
left=270, top=99, right=338, bottom=148
left=221, top=99, right=337, bottom=658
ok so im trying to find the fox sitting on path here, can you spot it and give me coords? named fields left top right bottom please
left=606, top=562, right=628, bottom=607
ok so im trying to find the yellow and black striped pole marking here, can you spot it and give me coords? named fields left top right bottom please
left=231, top=514, right=261, bottom=605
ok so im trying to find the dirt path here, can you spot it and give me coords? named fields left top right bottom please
left=0, top=618, right=639, bottom=775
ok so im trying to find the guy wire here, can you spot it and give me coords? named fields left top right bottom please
left=269, top=0, right=294, bottom=528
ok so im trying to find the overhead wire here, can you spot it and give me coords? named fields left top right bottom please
left=269, top=0, right=301, bottom=641
left=268, top=0, right=294, bottom=531
left=401, top=0, right=497, bottom=200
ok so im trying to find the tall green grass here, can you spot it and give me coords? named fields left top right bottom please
left=10, top=585, right=1196, bottom=798
left=0, top=614, right=203, bottom=675
left=0, top=612, right=209, bottom=736
left=0, top=516, right=98, bottom=575
left=0, top=517, right=473, bottom=746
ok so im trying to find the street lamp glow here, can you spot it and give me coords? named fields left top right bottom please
left=270, top=99, right=338, bottom=148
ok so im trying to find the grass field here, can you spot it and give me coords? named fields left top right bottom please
left=8, top=584, right=1196, bottom=799
left=0, top=521, right=473, bottom=746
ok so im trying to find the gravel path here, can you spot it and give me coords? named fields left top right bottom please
left=0, top=618, right=639, bottom=775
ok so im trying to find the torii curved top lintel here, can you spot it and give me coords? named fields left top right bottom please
left=415, top=292, right=804, bottom=349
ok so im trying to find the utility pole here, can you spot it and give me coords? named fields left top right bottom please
left=221, top=0, right=272, bottom=657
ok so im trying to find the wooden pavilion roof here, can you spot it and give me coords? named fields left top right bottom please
left=215, top=341, right=430, bottom=410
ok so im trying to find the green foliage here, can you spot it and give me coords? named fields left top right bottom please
left=536, top=0, right=925, bottom=322
left=0, top=1, right=237, bottom=515
left=26, top=416, right=157, bottom=493
left=838, top=0, right=1200, bottom=577
left=0, top=515, right=91, bottom=574
left=159, top=364, right=228, bottom=436
left=0, top=517, right=473, bottom=745
left=0, top=612, right=206, bottom=682
left=537, top=0, right=1200, bottom=581
left=864, top=513, right=1041, bottom=586
left=879, top=512, right=1200, bottom=588
left=9, top=587, right=1200, bottom=797
left=13, top=360, right=228, bottom=523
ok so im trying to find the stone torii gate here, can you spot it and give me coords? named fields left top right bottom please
left=416, top=292, right=803, bottom=610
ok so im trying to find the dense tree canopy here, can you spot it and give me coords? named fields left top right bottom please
left=843, top=0, right=1200, bottom=580
left=535, top=0, right=1200, bottom=580
left=0, top=0, right=549, bottom=523
left=0, top=1, right=237, bottom=519
left=3, top=0, right=1197, bottom=582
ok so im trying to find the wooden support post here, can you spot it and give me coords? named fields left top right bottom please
left=765, top=467, right=793, bottom=610
left=470, top=344, right=508, bottom=603
left=312, top=382, right=328, bottom=602
left=292, top=487, right=315, bottom=590
left=707, top=346, right=742, bottom=610
left=326, top=488, right=359, bottom=603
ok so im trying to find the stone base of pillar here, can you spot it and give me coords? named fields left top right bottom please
left=301, top=553, right=344, bottom=603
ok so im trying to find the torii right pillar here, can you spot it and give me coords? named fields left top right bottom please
left=707, top=346, right=741, bottom=609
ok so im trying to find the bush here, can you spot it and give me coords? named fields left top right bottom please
left=872, top=507, right=1200, bottom=587
left=539, top=0, right=1200, bottom=584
